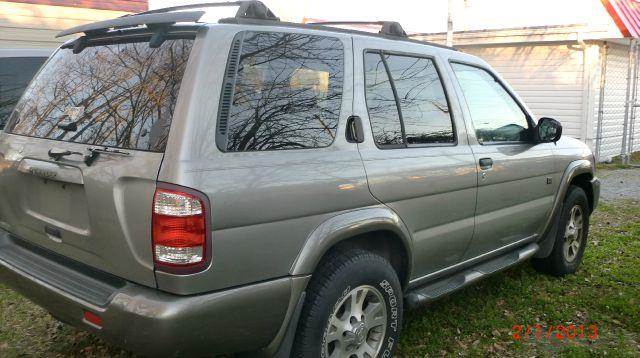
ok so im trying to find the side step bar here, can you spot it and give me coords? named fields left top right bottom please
left=406, top=243, right=539, bottom=309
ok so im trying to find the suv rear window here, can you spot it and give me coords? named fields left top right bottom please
left=217, top=31, right=344, bottom=152
left=6, top=39, right=193, bottom=152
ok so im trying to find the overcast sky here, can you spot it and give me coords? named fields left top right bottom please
left=149, top=0, right=613, bottom=34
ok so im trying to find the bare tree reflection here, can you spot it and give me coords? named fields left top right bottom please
left=365, top=52, right=454, bottom=146
left=9, top=39, right=193, bottom=152
left=224, top=32, right=344, bottom=151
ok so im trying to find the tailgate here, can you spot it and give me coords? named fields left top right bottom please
left=0, top=33, right=194, bottom=287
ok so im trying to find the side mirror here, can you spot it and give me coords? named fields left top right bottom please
left=536, top=117, right=562, bottom=143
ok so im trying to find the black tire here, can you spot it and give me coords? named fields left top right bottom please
left=292, top=248, right=403, bottom=358
left=532, top=185, right=590, bottom=276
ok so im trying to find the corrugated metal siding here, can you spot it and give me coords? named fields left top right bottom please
left=599, top=43, right=629, bottom=160
left=461, top=45, right=586, bottom=139
left=633, top=45, right=640, bottom=153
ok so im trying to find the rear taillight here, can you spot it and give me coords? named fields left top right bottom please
left=152, top=184, right=211, bottom=273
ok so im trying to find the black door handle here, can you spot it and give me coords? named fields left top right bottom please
left=346, top=115, right=364, bottom=143
left=479, top=157, right=493, bottom=170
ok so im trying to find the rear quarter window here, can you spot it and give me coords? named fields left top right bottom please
left=217, top=31, right=344, bottom=152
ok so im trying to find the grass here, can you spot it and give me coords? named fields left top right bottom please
left=596, top=151, right=640, bottom=170
left=1, top=200, right=639, bottom=357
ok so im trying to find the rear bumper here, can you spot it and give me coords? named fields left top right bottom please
left=0, top=230, right=294, bottom=356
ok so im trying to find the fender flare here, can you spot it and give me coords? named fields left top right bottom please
left=535, top=159, right=594, bottom=258
left=289, top=206, right=413, bottom=285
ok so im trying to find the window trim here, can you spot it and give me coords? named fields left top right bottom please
left=449, top=59, right=536, bottom=146
left=363, top=49, right=458, bottom=150
left=215, top=30, right=346, bottom=153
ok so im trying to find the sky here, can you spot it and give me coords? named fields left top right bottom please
left=148, top=0, right=614, bottom=34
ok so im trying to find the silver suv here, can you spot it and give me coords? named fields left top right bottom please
left=0, top=2, right=600, bottom=357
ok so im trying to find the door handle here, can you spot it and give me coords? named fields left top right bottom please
left=479, top=158, right=493, bottom=170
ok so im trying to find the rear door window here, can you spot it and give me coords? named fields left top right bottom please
left=364, top=51, right=455, bottom=148
left=363, top=52, right=403, bottom=146
left=217, top=31, right=344, bottom=152
left=0, top=57, right=46, bottom=129
left=6, top=39, right=193, bottom=152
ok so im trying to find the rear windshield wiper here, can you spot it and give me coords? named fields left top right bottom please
left=85, top=147, right=131, bottom=166
left=57, top=122, right=78, bottom=132
left=48, top=148, right=83, bottom=161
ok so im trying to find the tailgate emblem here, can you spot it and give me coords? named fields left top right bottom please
left=28, top=167, right=57, bottom=180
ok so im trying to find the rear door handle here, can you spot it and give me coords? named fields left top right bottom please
left=479, top=157, right=493, bottom=170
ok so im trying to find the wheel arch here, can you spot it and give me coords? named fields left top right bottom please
left=290, top=206, right=413, bottom=290
left=535, top=159, right=594, bottom=258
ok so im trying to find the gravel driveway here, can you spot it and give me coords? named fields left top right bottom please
left=598, top=168, right=640, bottom=202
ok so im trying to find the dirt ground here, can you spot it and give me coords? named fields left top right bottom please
left=598, top=168, right=640, bottom=202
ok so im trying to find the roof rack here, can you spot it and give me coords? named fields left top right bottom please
left=55, top=1, right=278, bottom=38
left=306, top=21, right=407, bottom=37
left=56, top=11, right=205, bottom=38
left=135, top=1, right=279, bottom=21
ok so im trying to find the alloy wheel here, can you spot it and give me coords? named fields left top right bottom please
left=323, top=285, right=387, bottom=358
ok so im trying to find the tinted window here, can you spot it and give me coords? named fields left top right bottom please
left=451, top=63, right=530, bottom=143
left=364, top=52, right=403, bottom=146
left=385, top=54, right=454, bottom=144
left=0, top=57, right=46, bottom=129
left=364, top=52, right=454, bottom=147
left=8, top=39, right=193, bottom=152
left=220, top=31, right=344, bottom=152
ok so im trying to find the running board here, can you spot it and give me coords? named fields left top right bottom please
left=406, top=243, right=539, bottom=309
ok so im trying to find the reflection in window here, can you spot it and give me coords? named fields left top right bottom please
left=385, top=54, right=453, bottom=144
left=221, top=31, right=344, bottom=151
left=364, top=52, right=454, bottom=147
left=8, top=39, right=193, bottom=151
left=451, top=63, right=530, bottom=143
left=0, top=57, right=46, bottom=129
left=364, top=52, right=403, bottom=146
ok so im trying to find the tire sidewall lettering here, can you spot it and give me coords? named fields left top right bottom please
left=379, top=279, right=399, bottom=357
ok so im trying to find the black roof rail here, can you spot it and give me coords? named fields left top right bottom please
left=306, top=21, right=407, bottom=37
left=56, top=11, right=205, bottom=38
left=133, top=1, right=279, bottom=21
left=56, top=1, right=279, bottom=38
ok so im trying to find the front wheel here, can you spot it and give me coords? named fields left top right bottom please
left=293, top=248, right=403, bottom=358
left=532, top=185, right=590, bottom=276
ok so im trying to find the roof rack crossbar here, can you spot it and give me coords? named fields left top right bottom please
left=307, top=21, right=407, bottom=37
left=55, top=11, right=205, bottom=38
left=133, top=1, right=279, bottom=21
left=56, top=1, right=279, bottom=38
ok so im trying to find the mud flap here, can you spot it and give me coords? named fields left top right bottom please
left=534, top=202, right=564, bottom=258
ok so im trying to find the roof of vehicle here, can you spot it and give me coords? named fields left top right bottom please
left=55, top=1, right=456, bottom=52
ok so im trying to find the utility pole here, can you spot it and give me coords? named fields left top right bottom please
left=446, top=0, right=454, bottom=47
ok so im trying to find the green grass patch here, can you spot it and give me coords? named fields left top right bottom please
left=597, top=151, right=640, bottom=170
left=0, top=201, right=638, bottom=357
left=399, top=200, right=640, bottom=357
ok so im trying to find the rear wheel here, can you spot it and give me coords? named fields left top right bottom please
left=293, top=248, right=402, bottom=358
left=532, top=185, right=590, bottom=276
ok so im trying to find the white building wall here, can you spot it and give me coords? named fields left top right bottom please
left=598, top=43, right=630, bottom=161
left=461, top=44, right=586, bottom=139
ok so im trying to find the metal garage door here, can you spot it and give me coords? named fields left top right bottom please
left=597, top=43, right=630, bottom=161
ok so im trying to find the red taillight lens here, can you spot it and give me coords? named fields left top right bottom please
left=152, top=185, right=211, bottom=273
left=83, top=311, right=102, bottom=328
